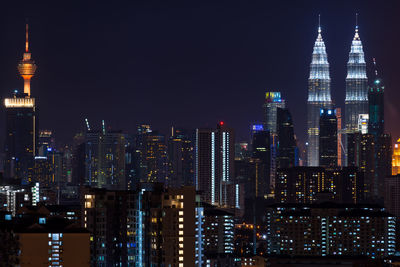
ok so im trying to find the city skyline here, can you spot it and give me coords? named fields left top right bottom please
left=0, top=1, right=399, bottom=146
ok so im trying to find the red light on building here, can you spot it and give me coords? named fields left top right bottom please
left=220, top=121, right=224, bottom=126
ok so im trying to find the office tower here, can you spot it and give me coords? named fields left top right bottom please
left=60, top=144, right=73, bottom=183
left=135, top=124, right=152, bottom=181
left=393, top=139, right=400, bottom=175
left=336, top=108, right=343, bottom=166
left=263, top=92, right=285, bottom=135
left=345, top=25, right=368, bottom=135
left=275, top=167, right=363, bottom=204
left=266, top=202, right=396, bottom=258
left=143, top=131, right=168, bottom=184
left=307, top=24, right=332, bottom=166
left=195, top=122, right=235, bottom=207
left=168, top=128, right=194, bottom=188
left=368, top=61, right=391, bottom=200
left=124, top=134, right=139, bottom=190
left=72, top=133, right=85, bottom=186
left=276, top=108, right=297, bottom=169
left=368, top=62, right=384, bottom=139
left=82, top=188, right=144, bottom=266
left=319, top=109, right=337, bottom=168
left=251, top=130, right=271, bottom=195
left=37, top=130, right=55, bottom=157
left=85, top=127, right=126, bottom=190
left=4, top=25, right=38, bottom=184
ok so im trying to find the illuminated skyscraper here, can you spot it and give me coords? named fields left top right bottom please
left=4, top=24, right=37, bottom=184
left=307, top=23, right=332, bottom=166
left=345, top=25, right=368, bottom=135
left=263, top=92, right=285, bottom=135
left=85, top=127, right=126, bottom=190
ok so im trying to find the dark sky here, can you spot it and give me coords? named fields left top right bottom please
left=0, top=0, right=399, bottom=146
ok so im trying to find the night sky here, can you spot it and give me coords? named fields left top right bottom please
left=0, top=0, right=399, bottom=146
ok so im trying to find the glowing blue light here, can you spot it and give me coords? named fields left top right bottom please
left=252, top=124, right=264, bottom=131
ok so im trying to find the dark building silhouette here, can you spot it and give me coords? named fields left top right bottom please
left=251, top=130, right=271, bottom=195
left=4, top=90, right=37, bottom=185
left=319, top=109, right=337, bottom=168
left=276, top=108, right=297, bottom=169
left=168, top=128, right=194, bottom=188
left=368, top=62, right=384, bottom=139
left=347, top=133, right=375, bottom=200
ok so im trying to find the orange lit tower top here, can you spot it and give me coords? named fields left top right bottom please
left=17, top=24, right=36, bottom=97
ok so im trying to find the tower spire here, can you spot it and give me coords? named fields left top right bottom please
left=318, top=14, right=321, bottom=32
left=25, top=23, right=29, bottom=52
left=356, top=13, right=358, bottom=30
left=354, top=13, right=360, bottom=40
left=373, top=58, right=378, bottom=77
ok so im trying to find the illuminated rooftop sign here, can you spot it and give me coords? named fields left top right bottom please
left=4, top=97, right=35, bottom=108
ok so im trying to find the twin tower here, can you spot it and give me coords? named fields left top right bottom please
left=307, top=23, right=368, bottom=166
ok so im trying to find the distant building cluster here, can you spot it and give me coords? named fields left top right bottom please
left=1, top=20, right=400, bottom=267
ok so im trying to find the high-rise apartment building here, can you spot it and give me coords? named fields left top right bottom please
left=319, top=109, right=337, bottom=168
left=82, top=188, right=144, bottom=266
left=4, top=25, right=38, bottom=184
left=307, top=25, right=332, bottom=166
left=195, top=123, right=235, bottom=207
left=266, top=202, right=396, bottom=258
left=275, top=167, right=364, bottom=204
left=203, top=205, right=235, bottom=262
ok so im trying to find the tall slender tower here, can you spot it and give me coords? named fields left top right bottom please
left=345, top=23, right=368, bottom=134
left=307, top=20, right=332, bottom=166
left=4, top=24, right=37, bottom=183
left=18, top=24, right=37, bottom=96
